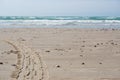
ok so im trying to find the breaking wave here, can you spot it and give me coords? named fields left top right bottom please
left=0, top=16, right=120, bottom=20
left=0, top=16, right=120, bottom=28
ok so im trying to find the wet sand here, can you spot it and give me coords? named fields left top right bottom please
left=0, top=28, right=120, bottom=80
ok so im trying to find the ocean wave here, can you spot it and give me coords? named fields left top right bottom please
left=0, top=16, right=120, bottom=20
left=0, top=20, right=120, bottom=28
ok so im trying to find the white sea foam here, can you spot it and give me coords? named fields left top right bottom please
left=0, top=20, right=120, bottom=28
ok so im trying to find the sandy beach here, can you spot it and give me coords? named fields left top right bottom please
left=0, top=28, right=120, bottom=80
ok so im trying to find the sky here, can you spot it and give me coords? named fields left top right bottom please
left=0, top=0, right=120, bottom=16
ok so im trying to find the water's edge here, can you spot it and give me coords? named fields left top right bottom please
left=0, top=16, right=120, bottom=28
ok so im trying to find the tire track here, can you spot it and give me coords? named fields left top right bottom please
left=4, top=40, right=49, bottom=80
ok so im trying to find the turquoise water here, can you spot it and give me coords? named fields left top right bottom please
left=0, top=16, right=120, bottom=20
left=0, top=16, right=120, bottom=28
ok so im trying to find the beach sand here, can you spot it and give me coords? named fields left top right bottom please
left=0, top=28, right=120, bottom=80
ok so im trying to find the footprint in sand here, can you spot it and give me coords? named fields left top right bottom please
left=0, top=40, right=49, bottom=80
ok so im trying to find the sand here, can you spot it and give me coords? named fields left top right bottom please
left=0, top=28, right=120, bottom=80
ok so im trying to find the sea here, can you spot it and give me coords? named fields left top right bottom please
left=0, top=16, right=120, bottom=28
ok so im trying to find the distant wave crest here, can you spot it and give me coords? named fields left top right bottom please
left=0, top=16, right=120, bottom=20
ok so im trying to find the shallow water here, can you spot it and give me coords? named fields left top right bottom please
left=0, top=16, right=120, bottom=28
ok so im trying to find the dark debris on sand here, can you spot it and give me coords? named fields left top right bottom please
left=0, top=62, right=3, bottom=65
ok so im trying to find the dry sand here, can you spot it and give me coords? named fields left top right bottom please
left=0, top=28, right=120, bottom=80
